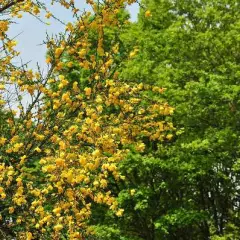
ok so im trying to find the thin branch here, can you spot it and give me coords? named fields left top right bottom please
left=0, top=0, right=25, bottom=13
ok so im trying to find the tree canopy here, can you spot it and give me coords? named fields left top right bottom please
left=0, top=0, right=240, bottom=239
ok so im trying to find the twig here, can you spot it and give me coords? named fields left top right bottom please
left=0, top=0, right=25, bottom=13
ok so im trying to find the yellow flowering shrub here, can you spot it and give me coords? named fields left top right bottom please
left=0, top=0, right=174, bottom=239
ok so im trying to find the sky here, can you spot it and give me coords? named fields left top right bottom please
left=8, top=1, right=139, bottom=70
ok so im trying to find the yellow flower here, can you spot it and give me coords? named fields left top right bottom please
left=130, top=189, right=136, bottom=196
left=129, top=48, right=139, bottom=58
left=55, top=158, right=65, bottom=167
left=135, top=142, right=145, bottom=152
left=33, top=6, right=40, bottom=15
left=9, top=207, right=15, bottom=214
left=0, top=137, right=6, bottom=145
left=45, top=57, right=51, bottom=64
left=145, top=10, right=152, bottom=17
left=12, top=142, right=23, bottom=152
left=67, top=61, right=73, bottom=68
left=166, top=134, right=173, bottom=140
left=35, top=134, right=44, bottom=141
left=16, top=217, right=22, bottom=224
left=79, top=156, right=87, bottom=166
left=34, top=147, right=41, bottom=153
left=26, top=232, right=33, bottom=240
left=47, top=78, right=55, bottom=84
left=84, top=87, right=91, bottom=96
left=116, top=209, right=124, bottom=217
left=53, top=207, right=61, bottom=215
left=78, top=49, right=87, bottom=57
left=7, top=170, right=14, bottom=176
left=54, top=224, right=63, bottom=231
left=100, top=179, right=107, bottom=188
left=92, top=149, right=101, bottom=157
left=55, top=47, right=64, bottom=57
left=45, top=12, right=52, bottom=19
left=73, top=81, right=79, bottom=92
left=1, top=193, right=6, bottom=199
